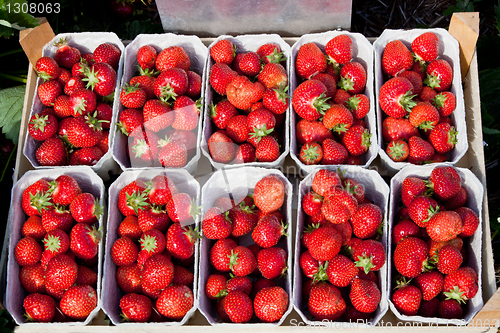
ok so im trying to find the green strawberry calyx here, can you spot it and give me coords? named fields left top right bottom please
left=313, top=92, right=331, bottom=115
left=189, top=198, right=202, bottom=219
left=228, top=249, right=239, bottom=271
left=346, top=95, right=361, bottom=111
left=126, top=190, right=150, bottom=215
left=399, top=91, right=417, bottom=112
left=431, top=92, right=448, bottom=109
left=312, top=262, right=328, bottom=283
left=44, top=234, right=63, bottom=254
left=354, top=254, right=375, bottom=275
left=82, top=66, right=101, bottom=92
left=266, top=48, right=286, bottom=64
left=394, top=277, right=412, bottom=289
left=131, top=139, right=149, bottom=158
left=301, top=143, right=321, bottom=163
left=337, top=75, right=355, bottom=93
left=424, top=72, right=442, bottom=90
left=93, top=198, right=103, bottom=220
left=362, top=129, right=372, bottom=148
left=448, top=126, right=458, bottom=145
left=140, top=234, right=160, bottom=253
left=443, top=286, right=467, bottom=304
left=137, top=65, right=159, bottom=77
left=29, top=114, right=50, bottom=133
left=159, top=83, right=178, bottom=103
left=30, top=191, right=53, bottom=215
left=273, top=84, right=289, bottom=104
left=388, top=141, right=408, bottom=160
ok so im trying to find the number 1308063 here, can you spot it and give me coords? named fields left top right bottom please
left=6, top=2, right=61, bottom=14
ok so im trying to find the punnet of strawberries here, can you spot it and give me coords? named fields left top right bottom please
left=390, top=166, right=480, bottom=320
left=108, top=172, right=200, bottom=323
left=205, top=37, right=289, bottom=165
left=201, top=172, right=291, bottom=323
left=12, top=173, right=103, bottom=323
left=297, top=168, right=388, bottom=322
left=115, top=41, right=204, bottom=169
left=27, top=37, right=122, bottom=167
left=292, top=33, right=374, bottom=167
left=377, top=31, right=461, bottom=164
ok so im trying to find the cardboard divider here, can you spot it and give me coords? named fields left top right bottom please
left=293, top=166, right=389, bottom=326
left=102, top=169, right=200, bottom=326
left=387, top=164, right=484, bottom=325
left=198, top=167, right=294, bottom=325
left=200, top=34, right=291, bottom=169
left=21, top=32, right=124, bottom=180
left=5, top=166, right=105, bottom=326
left=110, top=34, right=207, bottom=175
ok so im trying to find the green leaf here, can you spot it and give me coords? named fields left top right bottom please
left=0, top=0, right=39, bottom=38
left=0, top=85, right=25, bottom=144
left=483, top=126, right=500, bottom=135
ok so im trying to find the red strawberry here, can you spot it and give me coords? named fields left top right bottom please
left=350, top=278, right=380, bottom=313
left=353, top=239, right=385, bottom=274
left=228, top=202, right=258, bottom=237
left=205, top=274, right=228, bottom=299
left=393, top=237, right=429, bottom=278
left=426, top=211, right=463, bottom=242
left=137, top=45, right=157, bottom=70
left=299, top=142, right=323, bottom=165
left=208, top=130, right=236, bottom=163
left=326, top=254, right=358, bottom=287
left=247, top=108, right=276, bottom=140
left=117, top=108, right=144, bottom=136
left=456, top=207, right=479, bottom=237
left=408, top=195, right=440, bottom=227
left=412, top=32, right=439, bottom=62
left=308, top=282, right=346, bottom=320
left=226, top=75, right=264, bottom=110
left=45, top=253, right=78, bottom=290
left=20, top=263, right=46, bottom=293
left=38, top=80, right=62, bottom=107
left=120, top=83, right=146, bottom=109
left=233, top=143, right=257, bottom=163
left=173, top=265, right=194, bottom=286
left=211, top=39, right=235, bottom=65
left=256, top=135, right=280, bottom=162
left=409, top=101, right=440, bottom=132
left=166, top=223, right=199, bottom=260
left=69, top=89, right=97, bottom=116
left=137, top=205, right=169, bottom=232
left=401, top=176, right=429, bottom=207
left=257, top=247, right=287, bottom=279
left=15, top=237, right=42, bottom=269
left=21, top=216, right=45, bottom=240
left=210, top=63, right=238, bottom=95
left=210, top=238, right=237, bottom=272
left=239, top=52, right=261, bottom=77
left=295, top=42, right=327, bottom=79
left=392, top=284, right=422, bottom=316
left=142, top=253, right=174, bottom=290
left=351, top=203, right=382, bottom=239
left=186, top=70, right=202, bottom=98
left=254, top=286, right=288, bottom=323
left=36, top=137, right=67, bottom=166
left=93, top=43, right=121, bottom=69
left=46, top=175, right=80, bottom=207
left=226, top=114, right=249, bottom=143
left=419, top=298, right=440, bottom=317
left=69, top=193, right=101, bottom=224
left=257, top=62, right=287, bottom=90
left=226, top=276, right=252, bottom=295
left=393, top=220, right=421, bottom=244
left=257, top=43, right=284, bottom=64
left=41, top=205, right=73, bottom=232
left=438, top=299, right=463, bottom=319
left=296, top=119, right=333, bottom=144
left=120, top=293, right=152, bottom=322
left=129, top=73, right=156, bottom=100
left=210, top=100, right=238, bottom=130
left=142, top=100, right=173, bottom=133
left=382, top=117, right=419, bottom=142
left=429, top=122, right=457, bottom=154
left=140, top=229, right=166, bottom=256
left=338, top=62, right=366, bottom=95
left=322, top=104, right=353, bottom=133
left=442, top=186, right=467, bottom=211
left=154, top=68, right=188, bottom=102
left=437, top=244, right=462, bottom=274
left=53, top=95, right=73, bottom=118
left=425, top=59, right=453, bottom=92
left=156, top=45, right=190, bottom=72
left=84, top=62, right=117, bottom=97
left=43, top=229, right=69, bottom=256
left=311, top=169, right=342, bottom=196
left=166, top=192, right=200, bottom=224
left=311, top=72, right=337, bottom=98
left=69, top=147, right=104, bottom=166
left=224, top=291, right=253, bottom=323
left=307, top=226, right=342, bottom=261
left=67, top=113, right=103, bottom=147
left=157, top=140, right=187, bottom=168
left=148, top=175, right=178, bottom=206
left=386, top=139, right=409, bottom=162
left=60, top=285, right=97, bottom=320
left=64, top=76, right=86, bottom=96
left=116, top=263, right=142, bottom=293
left=262, top=85, right=289, bottom=115
left=76, top=265, right=97, bottom=287
left=342, top=125, right=371, bottom=157
left=443, top=267, right=478, bottom=302
left=23, top=293, right=56, bottom=322
left=69, top=223, right=101, bottom=260
left=57, top=67, right=71, bottom=86
left=227, top=246, right=257, bottom=277
left=345, top=93, right=369, bottom=119
left=379, top=77, right=416, bottom=118
left=408, top=136, right=435, bottom=164
left=419, top=85, right=438, bottom=101
left=29, top=113, right=58, bottom=141
left=382, top=40, right=413, bottom=76
left=429, top=166, right=462, bottom=200
left=156, top=285, right=193, bottom=320
left=172, top=96, right=200, bottom=131
left=414, top=271, right=444, bottom=301
left=253, top=175, right=285, bottom=214
left=292, top=80, right=330, bottom=121
left=325, top=34, right=353, bottom=66
left=432, top=91, right=456, bottom=116
left=54, top=38, right=81, bottom=69
left=398, top=70, right=423, bottom=95
left=36, top=56, right=61, bottom=81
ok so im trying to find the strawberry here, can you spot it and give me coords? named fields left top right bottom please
left=311, top=72, right=337, bottom=98
left=140, top=229, right=166, bottom=256
left=69, top=193, right=101, bottom=224
left=429, top=122, right=457, bottom=154
left=63, top=76, right=86, bottom=96
left=442, top=187, right=467, bottom=211
left=302, top=191, right=324, bottom=217
left=263, top=85, right=289, bottom=115
left=29, top=113, right=58, bottom=141
left=36, top=137, right=67, bottom=166
left=429, top=166, right=462, bottom=200
left=322, top=104, right=353, bottom=133
left=228, top=203, right=258, bottom=237
left=211, top=39, right=235, bottom=65
left=84, top=62, right=117, bottom=97
left=257, top=43, right=285, bottom=64
left=210, top=63, right=238, bottom=95
left=419, top=85, right=437, bottom=102
left=456, top=207, right=479, bottom=237
left=120, top=293, right=152, bottom=322
left=67, top=113, right=103, bottom=147
left=307, top=226, right=342, bottom=261
left=224, top=291, right=253, bottom=323
left=142, top=100, right=173, bottom=133
left=308, top=282, right=346, bottom=320
left=296, top=119, right=333, bottom=144
left=156, top=45, right=190, bottom=72
left=69, top=147, right=104, bottom=166
left=38, top=80, right=63, bottom=107
left=226, top=276, right=252, bottom=295
left=129, top=130, right=160, bottom=166
left=338, top=62, right=366, bottom=95
left=210, top=238, right=237, bottom=272
left=36, top=56, right=61, bottom=81
left=419, top=298, right=440, bottom=317
left=57, top=67, right=71, bottom=86
left=426, top=211, right=462, bottom=242
left=15, top=236, right=42, bottom=266
left=253, top=175, right=285, bottom=214
left=20, top=263, right=46, bottom=293
left=412, top=32, right=439, bottom=63
left=408, top=136, right=435, bottom=164
left=173, top=265, right=194, bottom=286
left=392, top=284, right=422, bottom=316
left=24, top=293, right=56, bottom=322
left=239, top=52, right=261, bottom=76
left=46, top=176, right=80, bottom=208
left=41, top=205, right=73, bottom=232
left=325, top=34, right=353, bottom=66
left=228, top=246, right=257, bottom=277
left=226, top=114, right=249, bottom=143
left=43, top=229, right=69, bottom=255
left=157, top=140, right=187, bottom=168
left=210, top=100, right=238, bottom=129
left=226, top=75, right=264, bottom=110
left=342, top=125, right=371, bottom=157
left=295, top=42, right=327, bottom=79
left=233, top=143, right=256, bottom=163
left=116, top=263, right=142, bottom=293
left=141, top=253, right=174, bottom=290
left=382, top=117, right=419, bottom=142
left=54, top=38, right=81, bottom=69
left=184, top=70, right=202, bottom=99
left=166, top=223, right=199, bottom=259
left=351, top=203, right=382, bottom=239
left=414, top=271, right=444, bottom=301
left=156, top=285, right=193, bottom=320
left=69, top=89, right=97, bottom=116
left=386, top=139, right=409, bottom=162
left=393, top=220, right=421, bottom=245
left=408, top=102, right=439, bottom=133
left=137, top=45, right=157, bottom=70
left=137, top=205, right=169, bottom=232
left=432, top=91, right=456, bottom=116
left=394, top=237, right=429, bottom=278
left=436, top=244, right=462, bottom=274
left=398, top=70, right=423, bottom=95
left=408, top=196, right=439, bottom=227
left=326, top=254, right=358, bottom=287
left=292, top=79, right=330, bottom=120
left=382, top=40, right=413, bottom=76
left=257, top=62, right=287, bottom=90
left=438, top=299, right=463, bottom=319
left=350, top=278, right=380, bottom=314
left=148, top=175, right=178, bottom=206
left=257, top=247, right=287, bottom=279
left=172, top=96, right=200, bottom=131
left=252, top=279, right=277, bottom=299
left=208, top=130, right=236, bottom=163
left=247, top=108, right=276, bottom=139
left=53, top=95, right=73, bottom=118
left=254, top=286, right=288, bottom=323
left=130, top=73, right=156, bottom=100
left=256, top=135, right=280, bottom=162
left=443, top=267, right=478, bottom=303
left=93, top=43, right=121, bottom=69
left=353, top=239, right=385, bottom=274
left=154, top=68, right=188, bottom=102
left=205, top=274, right=228, bottom=299
left=117, top=108, right=144, bottom=136
left=379, top=77, right=416, bottom=118
left=311, top=169, right=342, bottom=196
left=69, top=223, right=101, bottom=260
left=166, top=192, right=200, bottom=224
left=299, top=142, right=323, bottom=165
left=21, top=216, right=45, bottom=240
left=60, top=285, right=97, bottom=320
left=401, top=176, right=429, bottom=207
left=333, top=88, right=351, bottom=105
left=345, top=93, right=369, bottom=119
left=120, top=83, right=146, bottom=109
left=76, top=265, right=98, bottom=287
left=299, top=250, right=322, bottom=280
left=45, top=253, right=78, bottom=290
left=425, top=59, right=453, bottom=92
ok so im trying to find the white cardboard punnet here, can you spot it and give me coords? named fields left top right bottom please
left=388, top=164, right=483, bottom=325
left=201, top=34, right=291, bottom=169
left=374, top=29, right=468, bottom=174
left=6, top=166, right=105, bottom=326
left=111, top=33, right=207, bottom=175
left=102, top=168, right=199, bottom=326
left=198, top=167, right=294, bottom=325
left=290, top=31, right=378, bottom=173
left=293, top=167, right=389, bottom=326
left=22, top=32, right=124, bottom=181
